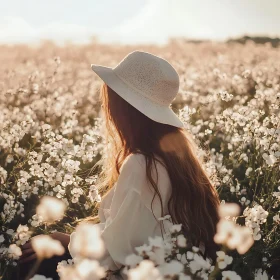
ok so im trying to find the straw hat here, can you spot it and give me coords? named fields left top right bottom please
left=91, top=50, right=184, bottom=128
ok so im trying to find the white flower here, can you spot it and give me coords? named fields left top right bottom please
left=62, top=174, right=75, bottom=187
left=262, top=153, right=277, bottom=166
left=245, top=167, right=253, bottom=177
left=61, top=159, right=80, bottom=173
left=0, top=166, right=8, bottom=183
left=158, top=260, right=184, bottom=276
left=125, top=253, right=143, bottom=268
left=169, top=224, right=182, bottom=233
left=273, top=214, right=280, bottom=223
left=31, top=235, right=65, bottom=259
left=0, top=235, right=4, bottom=243
left=85, top=175, right=98, bottom=184
left=179, top=105, right=196, bottom=123
left=243, top=204, right=268, bottom=240
left=273, top=189, right=280, bottom=201
left=240, top=197, right=250, bottom=206
left=216, top=251, right=233, bottom=269
left=36, top=196, right=66, bottom=223
left=222, top=270, right=241, bottom=280
left=188, top=252, right=212, bottom=275
left=239, top=153, right=248, bottom=162
left=6, top=229, right=14, bottom=236
left=87, top=185, right=101, bottom=203
left=68, top=223, right=105, bottom=259
left=186, top=251, right=194, bottom=260
left=219, top=90, right=233, bottom=102
left=135, top=243, right=153, bottom=255
left=8, top=244, right=22, bottom=259
left=43, top=165, right=56, bottom=178
left=254, top=269, right=269, bottom=280
left=214, top=219, right=254, bottom=254
left=192, top=246, right=199, bottom=253
left=189, top=258, right=201, bottom=273
left=126, top=260, right=162, bottom=280
left=178, top=274, right=192, bottom=280
left=146, top=247, right=165, bottom=266
left=177, top=234, right=187, bottom=247
left=15, top=224, right=31, bottom=246
left=234, top=226, right=254, bottom=254
left=30, top=213, right=44, bottom=227
left=70, top=187, right=83, bottom=203
left=244, top=205, right=268, bottom=224
left=53, top=185, right=66, bottom=199
left=59, top=259, right=106, bottom=280
left=75, top=259, right=105, bottom=280
left=42, top=124, right=52, bottom=131
left=214, top=219, right=235, bottom=244
left=219, top=203, right=240, bottom=218
left=158, top=214, right=171, bottom=221
left=30, top=275, right=52, bottom=280
left=57, top=259, right=75, bottom=277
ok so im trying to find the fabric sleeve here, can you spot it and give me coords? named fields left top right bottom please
left=100, top=188, right=163, bottom=270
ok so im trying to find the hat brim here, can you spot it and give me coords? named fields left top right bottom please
left=91, top=64, right=184, bottom=128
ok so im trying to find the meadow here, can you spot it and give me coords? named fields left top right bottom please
left=0, top=39, right=279, bottom=279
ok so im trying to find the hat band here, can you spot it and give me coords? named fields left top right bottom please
left=113, top=70, right=170, bottom=107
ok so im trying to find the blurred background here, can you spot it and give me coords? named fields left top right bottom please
left=1, top=0, right=280, bottom=45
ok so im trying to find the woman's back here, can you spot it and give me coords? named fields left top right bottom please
left=69, top=153, right=174, bottom=279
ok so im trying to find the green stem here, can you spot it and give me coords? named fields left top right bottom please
left=208, top=245, right=227, bottom=279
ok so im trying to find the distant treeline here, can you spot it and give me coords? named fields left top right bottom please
left=170, top=36, right=280, bottom=47
left=227, top=36, right=280, bottom=47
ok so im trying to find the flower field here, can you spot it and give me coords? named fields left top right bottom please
left=0, top=40, right=279, bottom=279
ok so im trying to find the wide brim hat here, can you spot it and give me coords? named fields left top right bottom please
left=91, top=51, right=184, bottom=128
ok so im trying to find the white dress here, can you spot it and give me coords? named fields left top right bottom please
left=68, top=153, right=202, bottom=279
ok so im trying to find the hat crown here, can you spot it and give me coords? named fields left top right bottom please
left=113, top=51, right=179, bottom=106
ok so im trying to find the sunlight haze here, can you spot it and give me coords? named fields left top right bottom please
left=0, top=0, right=279, bottom=44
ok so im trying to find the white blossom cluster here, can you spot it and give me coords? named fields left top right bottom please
left=243, top=204, right=269, bottom=240
left=55, top=214, right=243, bottom=280
left=1, top=41, right=280, bottom=279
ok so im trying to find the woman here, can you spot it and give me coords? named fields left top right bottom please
left=19, top=50, right=220, bottom=279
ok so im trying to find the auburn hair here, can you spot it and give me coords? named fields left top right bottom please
left=88, top=82, right=220, bottom=261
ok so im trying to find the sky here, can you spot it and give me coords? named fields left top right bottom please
left=0, top=0, right=280, bottom=45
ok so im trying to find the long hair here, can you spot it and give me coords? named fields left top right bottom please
left=89, top=82, right=220, bottom=261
